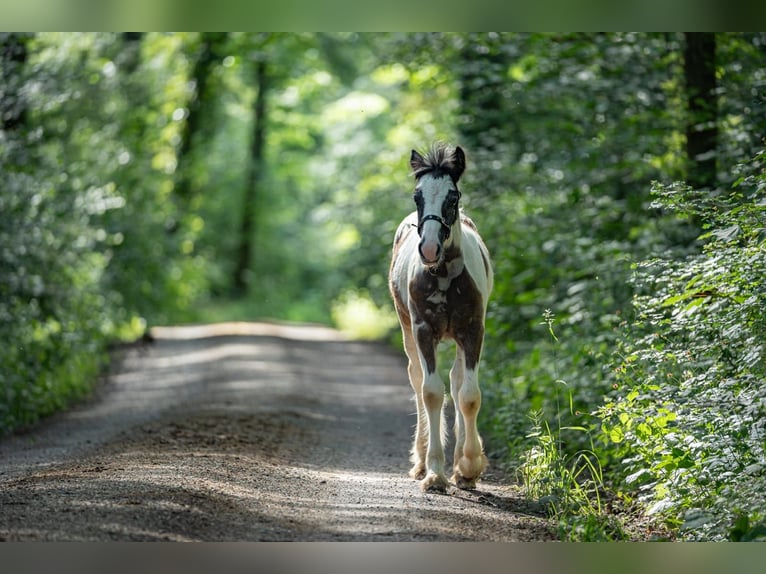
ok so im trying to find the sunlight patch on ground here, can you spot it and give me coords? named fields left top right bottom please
left=151, top=321, right=347, bottom=342
left=331, top=291, right=398, bottom=341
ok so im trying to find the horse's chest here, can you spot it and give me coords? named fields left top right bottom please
left=410, top=270, right=482, bottom=338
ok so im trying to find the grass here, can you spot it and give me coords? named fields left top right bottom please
left=331, top=289, right=399, bottom=340
left=171, top=289, right=399, bottom=343
left=174, top=292, right=332, bottom=327
left=518, top=310, right=628, bottom=541
left=520, top=407, right=626, bottom=541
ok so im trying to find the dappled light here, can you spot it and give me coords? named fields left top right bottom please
left=2, top=32, right=766, bottom=541
left=0, top=322, right=554, bottom=541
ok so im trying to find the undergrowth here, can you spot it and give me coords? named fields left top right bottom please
left=486, top=149, right=766, bottom=541
left=595, top=150, right=766, bottom=541
left=519, top=310, right=627, bottom=541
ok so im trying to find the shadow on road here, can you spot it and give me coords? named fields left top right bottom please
left=0, top=322, right=555, bottom=541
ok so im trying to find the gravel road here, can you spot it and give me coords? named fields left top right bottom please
left=0, top=322, right=554, bottom=541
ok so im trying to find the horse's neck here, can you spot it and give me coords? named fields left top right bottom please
left=432, top=224, right=464, bottom=279
left=448, top=217, right=466, bottom=256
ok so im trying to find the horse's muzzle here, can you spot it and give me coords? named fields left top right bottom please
left=419, top=239, right=441, bottom=265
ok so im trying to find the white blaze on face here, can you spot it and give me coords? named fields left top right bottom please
left=417, top=174, right=455, bottom=264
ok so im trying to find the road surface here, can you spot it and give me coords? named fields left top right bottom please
left=0, top=322, right=554, bottom=541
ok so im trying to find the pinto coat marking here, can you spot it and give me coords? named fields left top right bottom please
left=389, top=144, right=493, bottom=492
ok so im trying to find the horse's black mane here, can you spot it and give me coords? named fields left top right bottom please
left=411, top=143, right=459, bottom=180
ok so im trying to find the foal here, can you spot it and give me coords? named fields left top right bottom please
left=389, top=144, right=493, bottom=492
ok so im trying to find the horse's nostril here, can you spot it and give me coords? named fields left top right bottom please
left=419, top=241, right=440, bottom=263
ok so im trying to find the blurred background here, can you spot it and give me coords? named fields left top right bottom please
left=2, top=32, right=765, bottom=540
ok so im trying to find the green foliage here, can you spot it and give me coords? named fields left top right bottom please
left=331, top=289, right=398, bottom=340
left=596, top=149, right=766, bottom=540
left=517, top=312, right=626, bottom=541
left=1, top=35, right=110, bottom=432
left=455, top=33, right=766, bottom=539
left=473, top=34, right=690, bottom=479
left=0, top=161, right=109, bottom=431
left=0, top=33, right=207, bottom=433
left=3, top=33, right=766, bottom=544
left=728, top=512, right=766, bottom=542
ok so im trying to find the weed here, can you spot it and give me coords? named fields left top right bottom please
left=520, top=310, right=626, bottom=540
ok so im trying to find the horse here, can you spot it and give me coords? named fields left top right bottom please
left=389, top=143, right=493, bottom=492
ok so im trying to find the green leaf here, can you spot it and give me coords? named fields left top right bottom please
left=625, top=468, right=651, bottom=484
left=607, top=426, right=624, bottom=444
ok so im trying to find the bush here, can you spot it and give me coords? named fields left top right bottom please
left=596, top=149, right=766, bottom=540
left=0, top=137, right=112, bottom=433
left=0, top=33, right=205, bottom=434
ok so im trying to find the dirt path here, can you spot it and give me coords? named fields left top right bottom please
left=0, top=322, right=554, bottom=541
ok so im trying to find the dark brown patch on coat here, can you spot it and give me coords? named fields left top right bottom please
left=409, top=267, right=485, bottom=373
left=428, top=244, right=462, bottom=277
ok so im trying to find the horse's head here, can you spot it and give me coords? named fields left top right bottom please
left=410, top=144, right=465, bottom=267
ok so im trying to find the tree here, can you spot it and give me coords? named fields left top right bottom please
left=175, top=32, right=228, bottom=204
left=234, top=54, right=269, bottom=294
left=1, top=33, right=29, bottom=132
left=684, top=32, right=717, bottom=189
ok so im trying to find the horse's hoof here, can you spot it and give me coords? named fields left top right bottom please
left=456, top=454, right=488, bottom=482
left=420, top=472, right=448, bottom=493
left=409, top=464, right=426, bottom=481
left=452, top=473, right=478, bottom=490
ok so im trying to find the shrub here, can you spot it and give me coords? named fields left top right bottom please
left=596, top=149, right=766, bottom=540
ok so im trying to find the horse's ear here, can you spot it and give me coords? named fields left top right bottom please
left=410, top=149, right=425, bottom=175
left=451, top=146, right=466, bottom=181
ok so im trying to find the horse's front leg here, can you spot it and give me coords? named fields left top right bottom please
left=414, top=323, right=448, bottom=492
left=452, top=326, right=488, bottom=489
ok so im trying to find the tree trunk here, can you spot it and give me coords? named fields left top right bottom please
left=120, top=32, right=144, bottom=74
left=1, top=33, right=30, bottom=133
left=684, top=32, right=717, bottom=190
left=233, top=58, right=268, bottom=295
left=174, top=33, right=227, bottom=203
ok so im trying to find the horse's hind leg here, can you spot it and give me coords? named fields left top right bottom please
left=450, top=348, right=467, bottom=482
left=402, top=327, right=427, bottom=480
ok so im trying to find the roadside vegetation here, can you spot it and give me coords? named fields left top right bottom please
left=2, top=32, right=764, bottom=540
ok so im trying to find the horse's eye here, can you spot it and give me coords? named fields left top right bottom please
left=413, top=191, right=423, bottom=205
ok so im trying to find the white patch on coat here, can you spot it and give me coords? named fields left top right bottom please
left=417, top=174, right=457, bottom=263
left=426, top=291, right=447, bottom=304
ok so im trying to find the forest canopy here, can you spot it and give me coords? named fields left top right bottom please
left=1, top=32, right=765, bottom=541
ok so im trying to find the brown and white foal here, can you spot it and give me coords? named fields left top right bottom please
left=389, top=144, right=493, bottom=492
